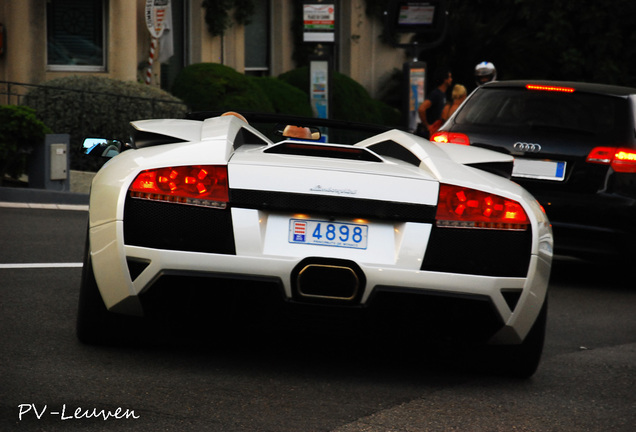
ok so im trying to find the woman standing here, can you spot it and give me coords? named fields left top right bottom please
left=441, top=84, right=467, bottom=121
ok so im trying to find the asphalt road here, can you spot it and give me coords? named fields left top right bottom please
left=1, top=206, right=635, bottom=431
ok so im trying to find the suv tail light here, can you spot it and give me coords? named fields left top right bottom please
left=526, top=84, right=575, bottom=93
left=587, top=147, right=636, bottom=173
left=430, top=131, right=471, bottom=145
left=436, top=184, right=529, bottom=231
left=129, top=165, right=229, bottom=208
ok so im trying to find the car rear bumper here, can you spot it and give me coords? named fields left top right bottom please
left=90, top=217, right=551, bottom=345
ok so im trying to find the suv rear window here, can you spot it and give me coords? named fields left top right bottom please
left=455, top=88, right=630, bottom=141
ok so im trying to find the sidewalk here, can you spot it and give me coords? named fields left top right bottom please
left=0, top=170, right=91, bottom=210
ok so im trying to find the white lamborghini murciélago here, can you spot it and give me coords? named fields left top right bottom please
left=78, top=112, right=552, bottom=377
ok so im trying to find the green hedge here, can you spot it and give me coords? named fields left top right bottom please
left=170, top=63, right=398, bottom=124
left=250, top=76, right=313, bottom=116
left=0, top=105, right=52, bottom=184
left=24, top=75, right=187, bottom=172
left=171, top=63, right=275, bottom=113
left=17, top=64, right=400, bottom=174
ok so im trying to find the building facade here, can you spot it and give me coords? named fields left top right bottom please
left=0, top=0, right=408, bottom=99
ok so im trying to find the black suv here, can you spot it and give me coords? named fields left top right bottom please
left=432, top=80, right=636, bottom=261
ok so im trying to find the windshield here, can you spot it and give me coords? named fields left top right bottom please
left=188, top=112, right=393, bottom=146
left=250, top=122, right=383, bottom=145
left=455, top=88, right=630, bottom=141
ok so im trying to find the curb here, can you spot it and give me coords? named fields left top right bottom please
left=0, top=170, right=92, bottom=208
left=0, top=186, right=89, bottom=207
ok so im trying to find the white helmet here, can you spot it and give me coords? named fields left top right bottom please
left=475, top=61, right=497, bottom=86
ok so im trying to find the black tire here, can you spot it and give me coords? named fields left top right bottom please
left=76, top=231, right=138, bottom=345
left=481, top=299, right=548, bottom=379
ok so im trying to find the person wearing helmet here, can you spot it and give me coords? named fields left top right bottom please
left=475, top=61, right=497, bottom=86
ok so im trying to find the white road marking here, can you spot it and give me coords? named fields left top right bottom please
left=0, top=202, right=88, bottom=211
left=0, top=263, right=83, bottom=269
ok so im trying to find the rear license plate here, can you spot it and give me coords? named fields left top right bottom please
left=289, top=219, right=368, bottom=249
left=513, top=158, right=566, bottom=181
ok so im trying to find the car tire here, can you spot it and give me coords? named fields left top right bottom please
left=480, top=298, right=548, bottom=379
left=76, top=231, right=137, bottom=345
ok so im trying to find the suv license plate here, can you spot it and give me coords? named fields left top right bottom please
left=289, top=219, right=368, bottom=249
left=513, top=158, right=566, bottom=181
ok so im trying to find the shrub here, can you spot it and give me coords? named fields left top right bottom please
left=278, top=67, right=401, bottom=126
left=0, top=105, right=52, bottom=185
left=171, top=63, right=399, bottom=124
left=250, top=76, right=313, bottom=116
left=331, top=72, right=384, bottom=123
left=372, top=98, right=402, bottom=127
left=24, top=76, right=187, bottom=171
left=171, top=63, right=274, bottom=113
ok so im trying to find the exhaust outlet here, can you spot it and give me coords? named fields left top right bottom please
left=292, top=258, right=366, bottom=303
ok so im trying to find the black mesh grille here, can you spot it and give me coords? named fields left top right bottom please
left=421, top=226, right=532, bottom=277
left=124, top=197, right=236, bottom=254
left=366, top=288, right=503, bottom=344
left=139, top=272, right=502, bottom=344
left=230, top=189, right=436, bottom=222
left=138, top=272, right=284, bottom=321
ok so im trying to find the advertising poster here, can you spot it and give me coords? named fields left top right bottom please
left=310, top=59, right=330, bottom=119
left=407, top=63, right=426, bottom=132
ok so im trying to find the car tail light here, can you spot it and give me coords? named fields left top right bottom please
left=587, top=147, right=636, bottom=173
left=430, top=131, right=471, bottom=145
left=129, top=165, right=229, bottom=208
left=526, top=84, right=575, bottom=93
left=436, top=184, right=529, bottom=230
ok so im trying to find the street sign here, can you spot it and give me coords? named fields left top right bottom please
left=303, top=3, right=336, bottom=43
left=145, top=0, right=170, bottom=38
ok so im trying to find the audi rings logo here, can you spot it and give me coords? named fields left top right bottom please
left=514, top=142, right=542, bottom=153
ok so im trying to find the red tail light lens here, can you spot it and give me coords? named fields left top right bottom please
left=430, top=131, right=471, bottom=145
left=587, top=147, right=636, bottom=173
left=436, top=184, right=529, bottom=230
left=129, top=165, right=229, bottom=208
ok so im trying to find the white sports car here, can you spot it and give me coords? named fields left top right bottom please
left=78, top=112, right=552, bottom=377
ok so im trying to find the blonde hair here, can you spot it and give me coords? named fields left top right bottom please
left=452, top=84, right=467, bottom=101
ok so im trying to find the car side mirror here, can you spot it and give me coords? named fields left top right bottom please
left=82, top=138, right=123, bottom=158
